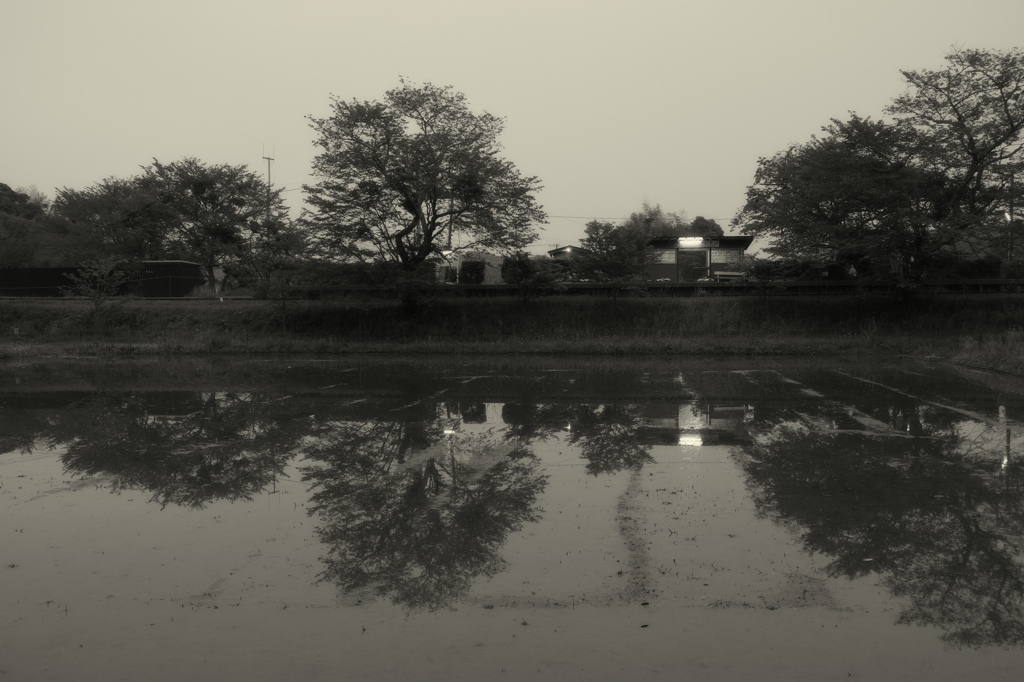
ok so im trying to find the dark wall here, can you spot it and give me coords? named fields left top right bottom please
left=0, top=268, right=80, bottom=296
left=141, top=262, right=205, bottom=297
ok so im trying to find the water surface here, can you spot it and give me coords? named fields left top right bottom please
left=2, top=356, right=1023, bottom=680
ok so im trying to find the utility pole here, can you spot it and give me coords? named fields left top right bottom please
left=1009, top=170, right=1015, bottom=265
left=262, top=148, right=275, bottom=224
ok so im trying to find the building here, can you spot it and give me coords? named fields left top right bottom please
left=547, top=245, right=589, bottom=261
left=141, top=261, right=205, bottom=297
left=437, top=250, right=505, bottom=284
left=646, top=236, right=754, bottom=283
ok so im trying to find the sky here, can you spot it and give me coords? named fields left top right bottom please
left=4, top=0, right=1024, bottom=254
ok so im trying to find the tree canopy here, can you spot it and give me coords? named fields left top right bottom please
left=572, top=203, right=722, bottom=283
left=0, top=183, right=46, bottom=220
left=1, top=183, right=47, bottom=267
left=53, top=158, right=291, bottom=287
left=735, top=47, right=1024, bottom=284
left=302, top=80, right=546, bottom=271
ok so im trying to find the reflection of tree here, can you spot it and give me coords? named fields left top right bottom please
left=0, top=394, right=60, bottom=455
left=568, top=404, right=654, bottom=475
left=501, top=402, right=655, bottom=475
left=302, top=419, right=547, bottom=610
left=501, top=402, right=568, bottom=443
left=0, top=418, right=43, bottom=455
left=743, top=422, right=1024, bottom=646
left=45, top=392, right=309, bottom=508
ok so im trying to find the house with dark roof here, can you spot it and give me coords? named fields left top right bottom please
left=547, top=245, right=589, bottom=261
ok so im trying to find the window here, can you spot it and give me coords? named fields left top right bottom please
left=711, top=249, right=740, bottom=265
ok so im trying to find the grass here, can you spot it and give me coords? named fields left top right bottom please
left=0, top=294, right=1022, bottom=370
left=949, top=328, right=1024, bottom=375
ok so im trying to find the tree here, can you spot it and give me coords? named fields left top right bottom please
left=889, top=48, right=1024, bottom=210
left=60, top=256, right=130, bottom=311
left=889, top=47, right=1024, bottom=270
left=0, top=183, right=75, bottom=267
left=53, top=159, right=288, bottom=289
left=689, top=216, right=724, bottom=237
left=14, top=185, right=50, bottom=215
left=500, top=251, right=567, bottom=301
left=735, top=48, right=1024, bottom=285
left=53, top=176, right=174, bottom=262
left=303, top=80, right=546, bottom=273
left=142, top=158, right=288, bottom=288
left=0, top=183, right=46, bottom=220
left=572, top=203, right=700, bottom=283
left=736, top=115, right=948, bottom=283
left=572, top=220, right=652, bottom=283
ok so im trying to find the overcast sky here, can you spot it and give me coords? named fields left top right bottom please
left=4, top=0, right=1023, bottom=253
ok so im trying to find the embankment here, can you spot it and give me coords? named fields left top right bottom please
left=0, top=294, right=1021, bottom=373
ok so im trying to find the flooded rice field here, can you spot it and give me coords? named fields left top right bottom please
left=2, top=355, right=1024, bottom=681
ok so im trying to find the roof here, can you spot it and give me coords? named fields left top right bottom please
left=647, top=236, right=754, bottom=249
left=547, top=245, right=590, bottom=257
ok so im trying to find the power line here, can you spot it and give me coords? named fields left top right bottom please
left=548, top=215, right=735, bottom=223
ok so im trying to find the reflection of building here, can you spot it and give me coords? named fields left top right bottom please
left=640, top=401, right=752, bottom=446
left=646, top=237, right=753, bottom=282
left=440, top=402, right=506, bottom=432
left=438, top=399, right=753, bottom=448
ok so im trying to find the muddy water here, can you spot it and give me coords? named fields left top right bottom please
left=2, top=356, right=1023, bottom=681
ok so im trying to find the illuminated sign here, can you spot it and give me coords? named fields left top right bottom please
left=677, top=238, right=721, bottom=248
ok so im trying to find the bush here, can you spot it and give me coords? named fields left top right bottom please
left=460, top=261, right=486, bottom=284
left=501, top=253, right=568, bottom=301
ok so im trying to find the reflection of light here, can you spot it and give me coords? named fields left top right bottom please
left=678, top=434, right=703, bottom=447
left=566, top=423, right=572, bottom=432
left=443, top=428, right=457, bottom=437
left=677, top=237, right=704, bottom=247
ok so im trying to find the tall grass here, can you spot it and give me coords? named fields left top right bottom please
left=1, top=293, right=1022, bottom=359
left=951, top=328, right=1024, bottom=374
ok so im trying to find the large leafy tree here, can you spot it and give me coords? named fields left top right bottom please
left=736, top=47, right=1024, bottom=283
left=141, top=158, right=289, bottom=286
left=53, top=176, right=174, bottom=262
left=737, top=115, right=948, bottom=281
left=54, top=158, right=288, bottom=287
left=303, top=80, right=546, bottom=271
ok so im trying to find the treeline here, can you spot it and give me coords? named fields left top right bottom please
left=735, top=48, right=1024, bottom=286
left=0, top=158, right=299, bottom=293
left=5, top=48, right=1024, bottom=302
